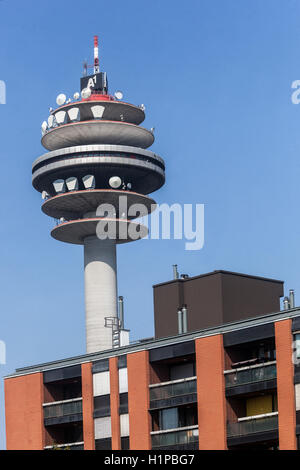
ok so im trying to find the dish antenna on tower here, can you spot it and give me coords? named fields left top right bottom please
left=41, top=121, right=48, bottom=132
left=114, top=91, right=123, bottom=100
left=81, top=88, right=92, bottom=99
left=109, top=176, right=122, bottom=189
left=56, top=94, right=67, bottom=106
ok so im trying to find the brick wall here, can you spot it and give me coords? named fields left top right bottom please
left=275, top=319, right=297, bottom=450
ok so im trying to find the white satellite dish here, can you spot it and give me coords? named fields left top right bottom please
left=114, top=90, right=123, bottom=100
left=109, top=176, right=122, bottom=189
left=41, top=121, right=48, bottom=132
left=140, top=104, right=145, bottom=111
left=73, top=92, right=80, bottom=100
left=56, top=93, right=67, bottom=106
left=81, top=88, right=92, bottom=99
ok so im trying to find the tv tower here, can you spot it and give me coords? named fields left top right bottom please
left=32, top=37, right=165, bottom=353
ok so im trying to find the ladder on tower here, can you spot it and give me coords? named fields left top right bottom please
left=105, top=316, right=121, bottom=348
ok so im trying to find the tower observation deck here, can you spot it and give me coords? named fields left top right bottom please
left=32, top=37, right=165, bottom=353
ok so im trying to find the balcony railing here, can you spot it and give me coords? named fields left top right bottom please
left=149, top=377, right=197, bottom=402
left=224, top=362, right=276, bottom=388
left=44, top=441, right=84, bottom=450
left=43, top=398, right=83, bottom=419
left=227, top=413, right=278, bottom=438
left=151, top=425, right=199, bottom=449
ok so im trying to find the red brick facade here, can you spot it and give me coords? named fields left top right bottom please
left=195, top=335, right=227, bottom=449
left=275, top=319, right=297, bottom=450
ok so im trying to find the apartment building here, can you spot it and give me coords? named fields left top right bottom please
left=4, top=270, right=300, bottom=450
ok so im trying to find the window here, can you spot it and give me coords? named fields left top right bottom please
left=119, top=393, right=128, bottom=414
left=120, top=414, right=129, bottom=437
left=246, top=393, right=277, bottom=417
left=93, top=371, right=110, bottom=396
left=95, top=438, right=111, bottom=450
left=118, top=368, right=128, bottom=394
left=94, top=394, right=110, bottom=418
left=158, top=405, right=198, bottom=431
left=295, top=334, right=300, bottom=359
left=160, top=408, right=179, bottom=430
left=121, top=437, right=130, bottom=450
left=94, top=416, right=112, bottom=440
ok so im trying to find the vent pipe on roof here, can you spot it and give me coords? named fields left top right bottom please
left=283, top=296, right=290, bottom=310
left=289, top=289, right=295, bottom=309
left=118, top=296, right=124, bottom=329
left=173, top=264, right=179, bottom=280
left=177, top=306, right=188, bottom=334
left=182, top=305, right=188, bottom=333
left=178, top=309, right=183, bottom=334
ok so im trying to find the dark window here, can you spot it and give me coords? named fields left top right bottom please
left=95, top=438, right=111, bottom=450
left=92, top=359, right=109, bottom=374
left=94, top=395, right=110, bottom=418
left=121, top=437, right=130, bottom=450
left=118, top=355, right=127, bottom=369
left=157, top=404, right=198, bottom=431
left=119, top=393, right=128, bottom=415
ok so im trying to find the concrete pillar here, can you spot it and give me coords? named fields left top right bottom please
left=84, top=236, right=118, bottom=353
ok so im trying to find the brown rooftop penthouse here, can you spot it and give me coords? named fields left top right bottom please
left=154, top=270, right=284, bottom=339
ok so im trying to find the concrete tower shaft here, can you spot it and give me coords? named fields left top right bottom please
left=33, top=39, right=165, bottom=353
left=84, top=236, right=117, bottom=353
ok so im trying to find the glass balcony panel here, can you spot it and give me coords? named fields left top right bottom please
left=174, top=382, right=185, bottom=396
left=227, top=415, right=278, bottom=438
left=150, top=379, right=197, bottom=402
left=152, top=427, right=199, bottom=448
left=225, top=364, right=276, bottom=388
left=44, top=400, right=82, bottom=419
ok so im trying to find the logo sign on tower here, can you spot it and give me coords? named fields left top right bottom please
left=80, top=72, right=108, bottom=93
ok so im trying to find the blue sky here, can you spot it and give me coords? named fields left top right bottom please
left=0, top=0, right=300, bottom=449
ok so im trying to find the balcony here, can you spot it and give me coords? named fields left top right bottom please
left=151, top=425, right=199, bottom=450
left=224, top=362, right=276, bottom=396
left=43, top=398, right=83, bottom=426
left=227, top=413, right=278, bottom=438
left=149, top=377, right=197, bottom=410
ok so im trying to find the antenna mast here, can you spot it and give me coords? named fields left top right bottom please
left=94, top=35, right=100, bottom=74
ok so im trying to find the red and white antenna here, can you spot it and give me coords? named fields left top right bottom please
left=94, top=35, right=100, bottom=74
